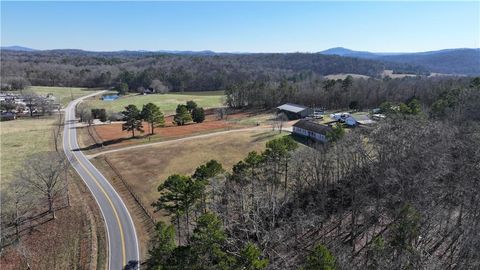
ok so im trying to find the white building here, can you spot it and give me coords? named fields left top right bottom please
left=292, top=120, right=332, bottom=143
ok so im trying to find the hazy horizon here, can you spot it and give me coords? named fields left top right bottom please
left=1, top=1, right=479, bottom=53
left=2, top=44, right=480, bottom=54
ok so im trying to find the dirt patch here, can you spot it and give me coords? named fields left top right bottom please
left=91, top=111, right=253, bottom=149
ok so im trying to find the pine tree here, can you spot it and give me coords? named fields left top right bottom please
left=237, top=242, right=269, bottom=270
left=190, top=212, right=235, bottom=269
left=153, top=174, right=203, bottom=243
left=141, top=102, right=165, bottom=135
left=147, top=222, right=176, bottom=269
left=186, top=100, right=198, bottom=113
left=122, top=104, right=143, bottom=137
left=173, top=104, right=192, bottom=125
left=192, top=107, right=205, bottom=123
left=301, top=244, right=336, bottom=270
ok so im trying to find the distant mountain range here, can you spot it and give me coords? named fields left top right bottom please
left=1, top=45, right=38, bottom=52
left=319, top=47, right=480, bottom=75
left=2, top=45, right=479, bottom=75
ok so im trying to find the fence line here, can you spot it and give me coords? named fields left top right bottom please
left=103, top=156, right=157, bottom=225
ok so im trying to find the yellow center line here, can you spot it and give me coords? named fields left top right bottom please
left=67, top=108, right=127, bottom=268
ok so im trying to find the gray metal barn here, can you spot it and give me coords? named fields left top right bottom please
left=276, top=103, right=313, bottom=120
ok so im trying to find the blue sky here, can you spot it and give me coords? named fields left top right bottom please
left=1, top=1, right=479, bottom=52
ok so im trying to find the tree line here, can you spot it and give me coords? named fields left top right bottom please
left=1, top=50, right=426, bottom=91
left=146, top=79, right=480, bottom=269
left=225, top=75, right=473, bottom=111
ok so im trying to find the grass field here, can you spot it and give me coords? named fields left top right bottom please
left=29, top=86, right=100, bottom=106
left=1, top=86, right=98, bottom=185
left=0, top=117, right=61, bottom=186
left=84, top=91, right=225, bottom=114
left=93, top=130, right=287, bottom=219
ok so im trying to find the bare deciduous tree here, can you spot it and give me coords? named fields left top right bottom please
left=20, top=152, right=69, bottom=219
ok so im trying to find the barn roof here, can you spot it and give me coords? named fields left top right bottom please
left=293, top=120, right=332, bottom=135
left=277, top=103, right=309, bottom=113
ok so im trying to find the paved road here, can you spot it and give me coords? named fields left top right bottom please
left=87, top=126, right=293, bottom=159
left=62, top=91, right=140, bottom=270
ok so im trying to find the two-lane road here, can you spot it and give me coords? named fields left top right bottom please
left=62, top=91, right=139, bottom=270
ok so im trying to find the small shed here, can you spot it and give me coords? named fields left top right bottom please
left=293, top=120, right=332, bottom=143
left=277, top=103, right=313, bottom=120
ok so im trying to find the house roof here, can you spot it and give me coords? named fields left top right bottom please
left=293, top=120, right=332, bottom=135
left=277, top=103, right=309, bottom=113
left=351, top=115, right=375, bottom=124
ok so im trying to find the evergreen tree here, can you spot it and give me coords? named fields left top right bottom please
left=237, top=242, right=269, bottom=270
left=192, top=107, right=205, bottom=123
left=174, top=104, right=192, bottom=125
left=193, top=160, right=224, bottom=213
left=407, top=98, right=421, bottom=115
left=147, top=222, right=176, bottom=269
left=122, top=104, right=143, bottom=137
left=190, top=212, right=235, bottom=269
left=141, top=102, right=165, bottom=135
left=153, top=174, right=203, bottom=243
left=186, top=100, right=198, bottom=113
left=301, top=244, right=336, bottom=270
left=193, top=160, right=224, bottom=181
left=117, top=82, right=129, bottom=95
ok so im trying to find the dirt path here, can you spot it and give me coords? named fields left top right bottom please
left=86, top=126, right=292, bottom=159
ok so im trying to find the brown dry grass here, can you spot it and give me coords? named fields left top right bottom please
left=0, top=113, right=106, bottom=269
left=0, top=169, right=106, bottom=270
left=93, top=130, right=284, bottom=221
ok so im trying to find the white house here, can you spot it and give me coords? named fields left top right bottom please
left=292, top=120, right=332, bottom=143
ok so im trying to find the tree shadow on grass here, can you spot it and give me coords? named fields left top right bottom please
left=73, top=134, right=152, bottom=151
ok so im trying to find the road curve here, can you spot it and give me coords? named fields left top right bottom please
left=62, top=91, right=140, bottom=270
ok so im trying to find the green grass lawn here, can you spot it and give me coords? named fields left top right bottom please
left=0, top=117, right=60, bottom=187
left=29, top=86, right=101, bottom=106
left=84, top=91, right=226, bottom=114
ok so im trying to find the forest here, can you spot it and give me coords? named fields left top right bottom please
left=146, top=79, right=480, bottom=269
left=0, top=50, right=426, bottom=91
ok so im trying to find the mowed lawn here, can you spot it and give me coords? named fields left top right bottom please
left=0, top=117, right=59, bottom=186
left=29, top=86, right=100, bottom=106
left=94, top=130, right=286, bottom=217
left=84, top=91, right=225, bottom=114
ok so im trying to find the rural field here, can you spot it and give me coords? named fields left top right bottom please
left=0, top=89, right=107, bottom=269
left=0, top=116, right=60, bottom=186
left=92, top=130, right=287, bottom=219
left=84, top=91, right=225, bottom=114
left=29, top=86, right=100, bottom=106
left=80, top=109, right=277, bottom=152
